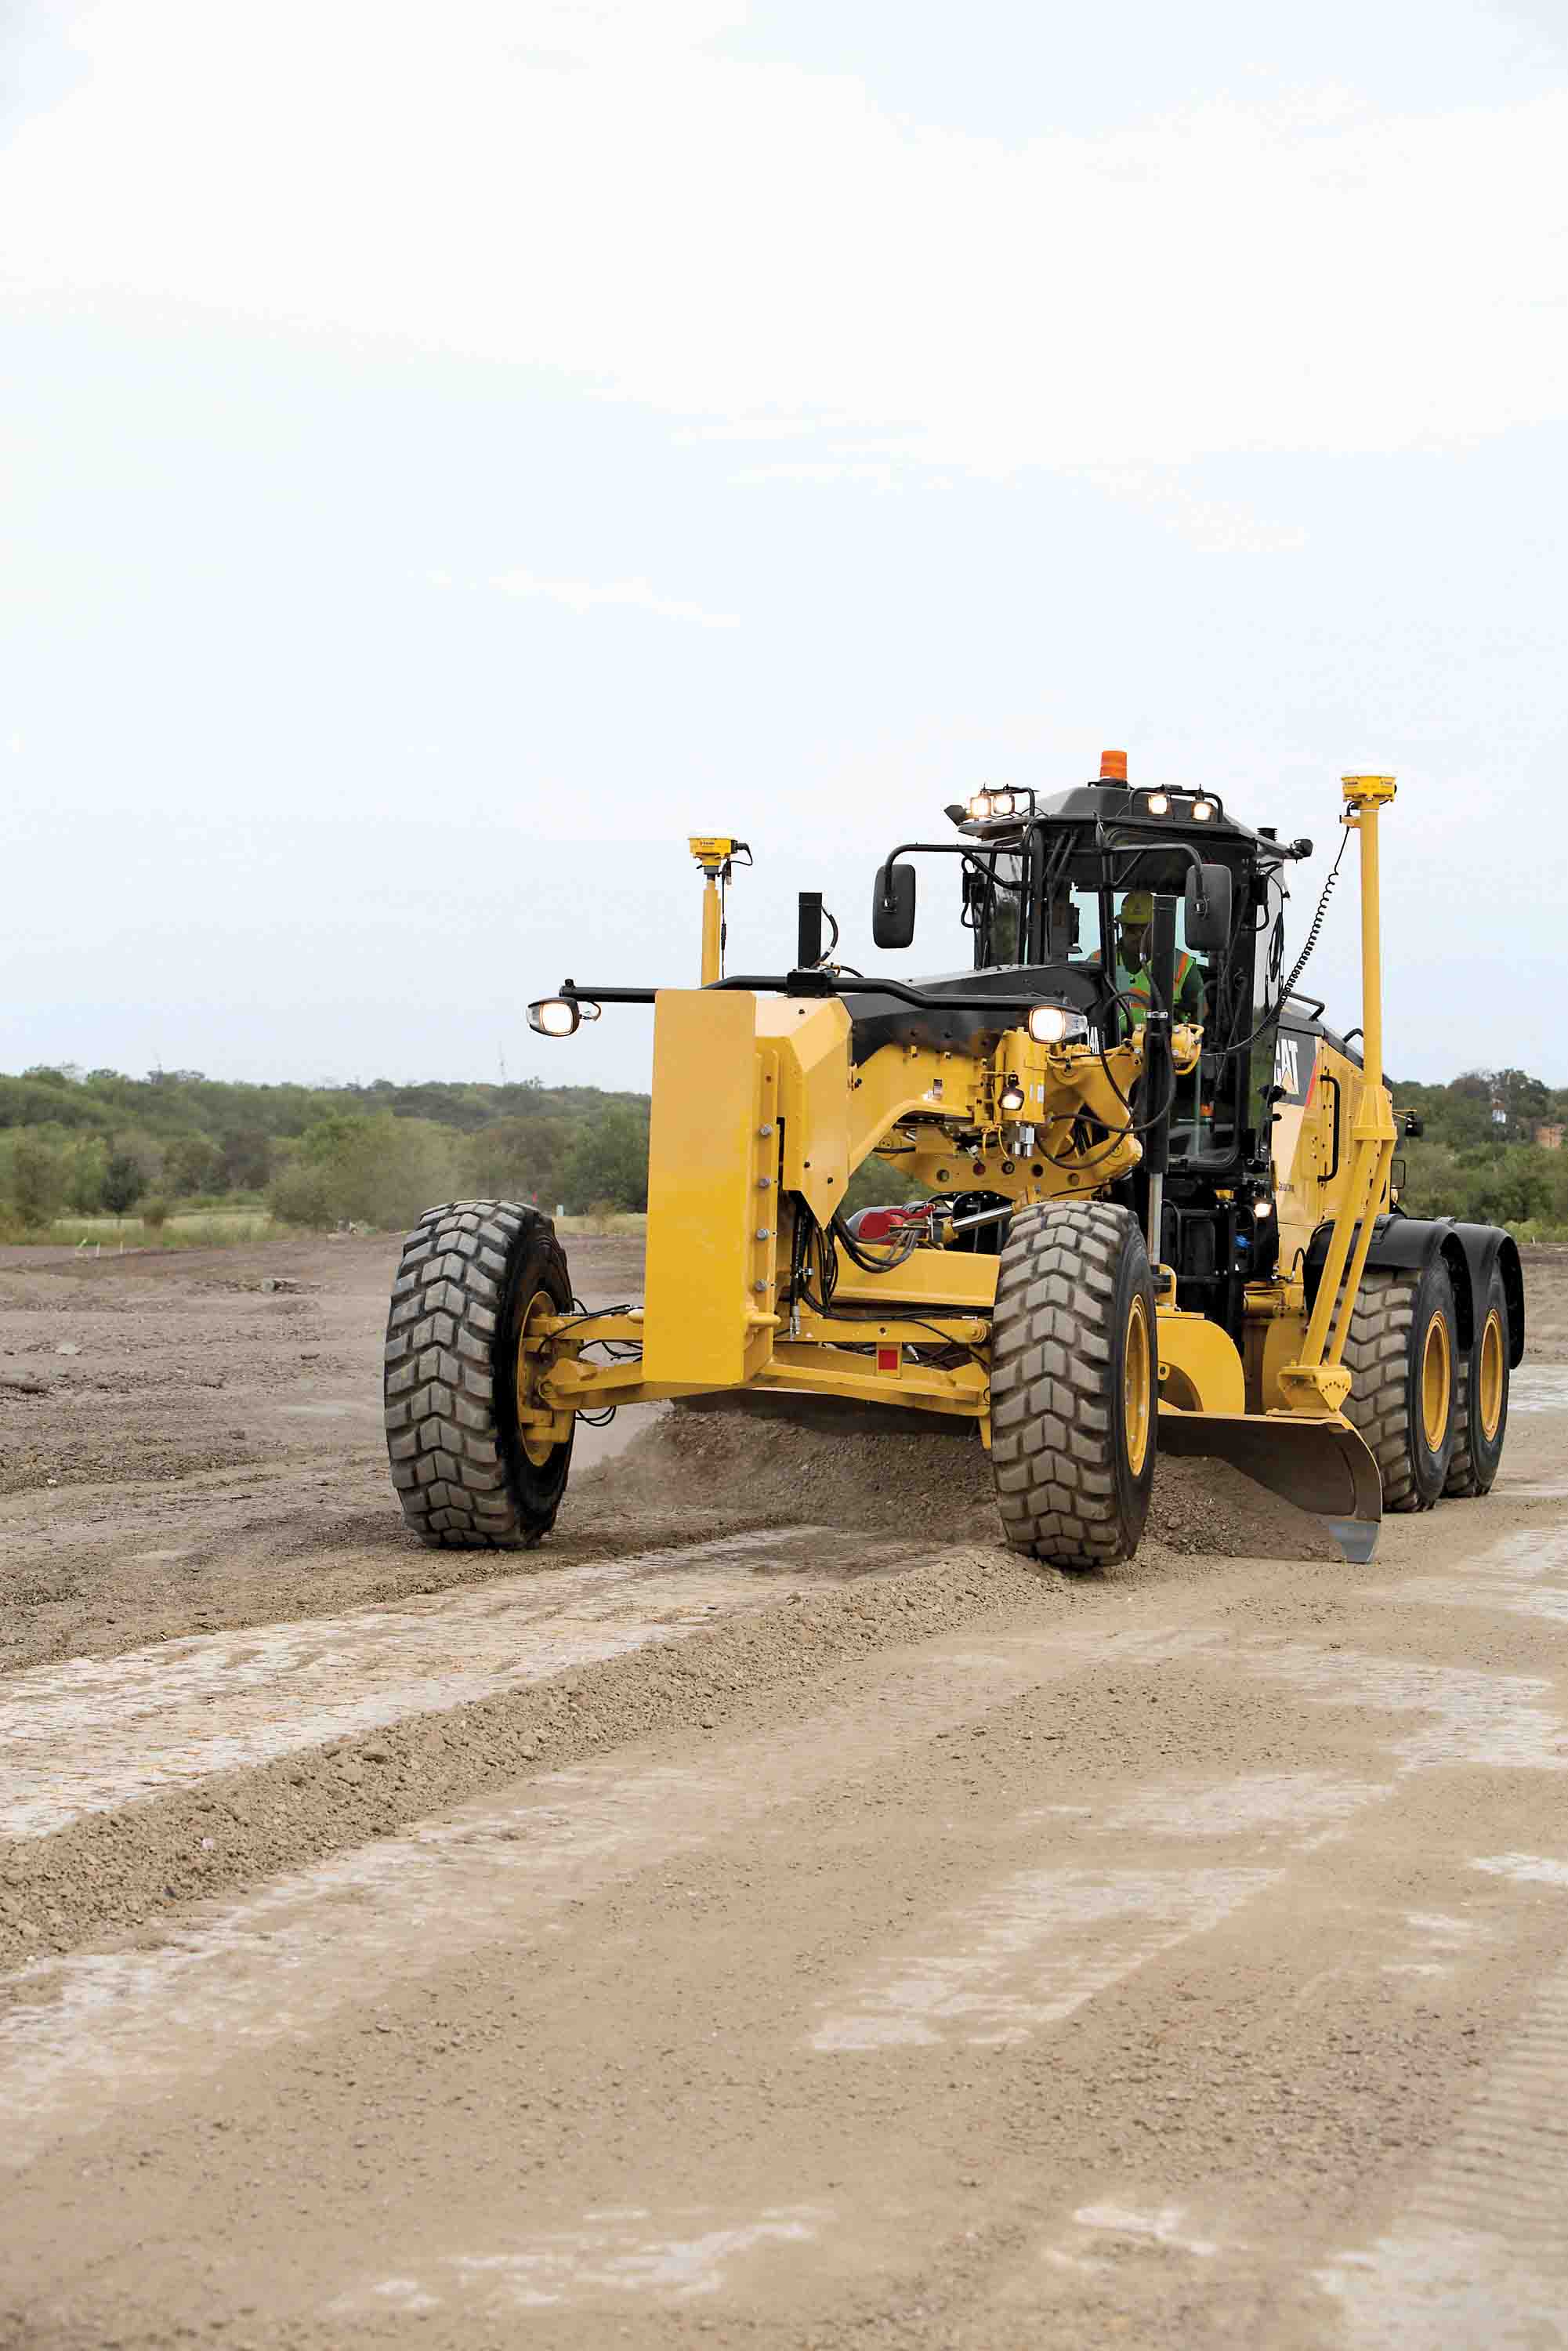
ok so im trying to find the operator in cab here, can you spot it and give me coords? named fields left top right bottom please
left=1098, top=889, right=1205, bottom=1027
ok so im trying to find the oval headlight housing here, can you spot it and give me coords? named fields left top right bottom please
left=527, top=997, right=581, bottom=1038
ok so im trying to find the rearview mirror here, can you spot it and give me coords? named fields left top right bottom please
left=872, top=860, right=916, bottom=950
left=1183, top=862, right=1233, bottom=954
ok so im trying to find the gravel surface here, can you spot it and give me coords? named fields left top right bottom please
left=2, top=1234, right=1566, bottom=2346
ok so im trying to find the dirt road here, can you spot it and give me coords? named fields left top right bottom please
left=4, top=1236, right=1568, bottom=2346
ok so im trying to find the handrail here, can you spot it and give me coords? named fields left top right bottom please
left=558, top=973, right=1083, bottom=1016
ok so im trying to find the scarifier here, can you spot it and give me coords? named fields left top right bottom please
left=384, top=763, right=1523, bottom=1566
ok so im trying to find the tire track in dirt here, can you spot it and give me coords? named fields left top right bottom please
left=0, top=1625, right=1091, bottom=2169
left=0, top=1527, right=918, bottom=1838
left=1316, top=1917, right=1568, bottom=2346
left=0, top=1540, right=1048, bottom=1969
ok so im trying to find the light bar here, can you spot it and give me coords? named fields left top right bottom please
left=965, top=786, right=1034, bottom=824
left=1026, top=1004, right=1089, bottom=1046
left=1137, top=787, right=1223, bottom=823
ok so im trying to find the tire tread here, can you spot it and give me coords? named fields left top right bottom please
left=383, top=1198, right=570, bottom=1550
left=990, top=1200, right=1150, bottom=1567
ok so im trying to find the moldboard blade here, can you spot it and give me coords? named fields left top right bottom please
left=1157, top=1410, right=1382, bottom=1564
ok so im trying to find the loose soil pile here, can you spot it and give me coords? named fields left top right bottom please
left=613, top=1396, right=1345, bottom=1562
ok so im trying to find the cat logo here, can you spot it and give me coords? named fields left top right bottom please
left=1273, top=1031, right=1312, bottom=1105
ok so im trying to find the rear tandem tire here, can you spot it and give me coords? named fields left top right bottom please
left=1342, top=1260, right=1457, bottom=1512
left=1444, top=1259, right=1510, bottom=1498
left=384, top=1199, right=575, bottom=1549
left=990, top=1200, right=1157, bottom=1570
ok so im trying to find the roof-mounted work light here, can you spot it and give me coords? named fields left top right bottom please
left=966, top=785, right=1036, bottom=823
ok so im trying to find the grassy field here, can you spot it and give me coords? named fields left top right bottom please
left=1, top=1204, right=649, bottom=1251
left=9, top=1209, right=276, bottom=1252
left=553, top=1212, right=648, bottom=1239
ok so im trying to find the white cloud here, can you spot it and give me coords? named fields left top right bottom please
left=1076, top=470, right=1311, bottom=554
left=4, top=2, right=1565, bottom=475
left=490, top=569, right=739, bottom=627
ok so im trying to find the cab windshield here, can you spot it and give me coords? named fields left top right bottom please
left=966, top=832, right=1254, bottom=1168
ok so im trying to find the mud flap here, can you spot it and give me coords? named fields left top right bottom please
left=1157, top=1411, right=1383, bottom=1564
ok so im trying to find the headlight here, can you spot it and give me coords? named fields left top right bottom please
left=527, top=998, right=581, bottom=1038
left=998, top=1078, right=1026, bottom=1113
left=1192, top=798, right=1215, bottom=822
left=990, top=789, right=1016, bottom=817
left=967, top=790, right=992, bottom=820
left=1145, top=790, right=1170, bottom=817
left=1027, top=1004, right=1088, bottom=1046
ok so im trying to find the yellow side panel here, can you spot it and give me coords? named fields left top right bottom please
left=1155, top=1309, right=1247, bottom=1417
left=643, top=991, right=773, bottom=1389
left=756, top=996, right=852, bottom=1225
left=832, top=1249, right=1000, bottom=1312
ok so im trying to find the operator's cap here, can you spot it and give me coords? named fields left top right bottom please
left=1118, top=889, right=1154, bottom=924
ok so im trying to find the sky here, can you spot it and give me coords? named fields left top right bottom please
left=3, top=0, right=1566, bottom=1093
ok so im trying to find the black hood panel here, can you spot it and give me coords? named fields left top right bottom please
left=840, top=962, right=1109, bottom=1065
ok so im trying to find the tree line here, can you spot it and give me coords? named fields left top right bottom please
left=1, top=1061, right=1566, bottom=1238
left=0, top=1067, right=650, bottom=1233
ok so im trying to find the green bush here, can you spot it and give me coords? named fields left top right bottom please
left=562, top=1103, right=649, bottom=1213
left=266, top=1158, right=339, bottom=1229
left=7, top=1133, right=64, bottom=1228
left=102, top=1151, right=147, bottom=1215
left=464, top=1114, right=576, bottom=1206
left=268, top=1111, right=463, bottom=1230
left=163, top=1135, right=223, bottom=1197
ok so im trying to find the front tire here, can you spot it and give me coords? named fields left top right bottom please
left=385, top=1201, right=575, bottom=1549
left=1342, top=1260, right=1457, bottom=1512
left=990, top=1201, right=1157, bottom=1569
left=1445, top=1261, right=1510, bottom=1498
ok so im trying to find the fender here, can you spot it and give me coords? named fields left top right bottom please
left=1304, top=1215, right=1524, bottom=1366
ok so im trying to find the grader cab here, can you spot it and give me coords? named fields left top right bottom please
left=384, top=756, right=1523, bottom=1567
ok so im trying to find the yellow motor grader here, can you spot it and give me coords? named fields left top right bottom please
left=385, top=758, right=1523, bottom=1566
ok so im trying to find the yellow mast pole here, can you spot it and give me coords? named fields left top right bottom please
left=1278, top=773, right=1399, bottom=1414
left=1354, top=775, right=1391, bottom=1101
left=700, top=874, right=723, bottom=986
left=688, top=837, right=738, bottom=986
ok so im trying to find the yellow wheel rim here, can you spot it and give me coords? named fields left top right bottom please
left=1479, top=1307, right=1506, bottom=1444
left=1124, top=1293, right=1153, bottom=1477
left=517, top=1288, right=559, bottom=1468
left=1421, top=1310, right=1452, bottom=1453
